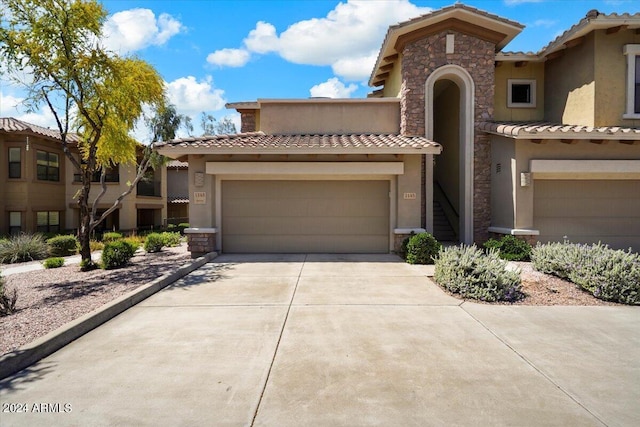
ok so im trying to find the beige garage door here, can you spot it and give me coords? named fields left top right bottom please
left=222, top=180, right=389, bottom=253
left=534, top=180, right=640, bottom=251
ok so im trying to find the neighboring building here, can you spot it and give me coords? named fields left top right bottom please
left=156, top=4, right=640, bottom=255
left=166, top=160, right=189, bottom=226
left=0, top=117, right=167, bottom=235
left=0, top=118, right=72, bottom=235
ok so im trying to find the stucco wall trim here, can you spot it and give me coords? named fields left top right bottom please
left=206, top=162, right=404, bottom=175
left=530, top=159, right=640, bottom=179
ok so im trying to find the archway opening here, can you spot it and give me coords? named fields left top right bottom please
left=425, top=64, right=474, bottom=245
left=432, top=79, right=460, bottom=242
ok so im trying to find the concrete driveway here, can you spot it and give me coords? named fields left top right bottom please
left=1, top=254, right=638, bottom=426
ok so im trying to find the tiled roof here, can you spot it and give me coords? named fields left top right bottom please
left=477, top=121, right=640, bottom=140
left=168, top=196, right=189, bottom=204
left=0, top=117, right=81, bottom=143
left=539, top=10, right=640, bottom=57
left=167, top=160, right=188, bottom=168
left=155, top=132, right=441, bottom=155
left=370, top=3, right=524, bottom=86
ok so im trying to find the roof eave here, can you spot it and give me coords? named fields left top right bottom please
left=157, top=146, right=442, bottom=157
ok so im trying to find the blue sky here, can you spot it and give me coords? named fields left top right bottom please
left=1, top=0, right=639, bottom=137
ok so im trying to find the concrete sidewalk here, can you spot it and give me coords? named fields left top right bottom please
left=0, top=252, right=102, bottom=276
left=1, top=254, right=638, bottom=426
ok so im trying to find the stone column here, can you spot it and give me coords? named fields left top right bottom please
left=184, top=228, right=217, bottom=258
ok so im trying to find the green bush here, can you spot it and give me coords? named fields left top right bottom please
left=47, top=235, right=79, bottom=257
left=144, top=233, right=164, bottom=253
left=483, top=235, right=532, bottom=261
left=101, top=240, right=137, bottom=269
left=532, top=242, right=640, bottom=305
left=0, top=234, right=49, bottom=264
left=435, top=245, right=522, bottom=302
left=0, top=274, right=18, bottom=316
left=102, top=232, right=123, bottom=243
left=405, top=233, right=441, bottom=264
left=90, top=240, right=104, bottom=252
left=43, top=257, right=65, bottom=269
left=177, top=223, right=190, bottom=234
left=160, top=231, right=181, bottom=247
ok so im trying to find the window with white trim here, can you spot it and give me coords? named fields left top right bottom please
left=507, top=79, right=536, bottom=108
left=623, top=44, right=640, bottom=118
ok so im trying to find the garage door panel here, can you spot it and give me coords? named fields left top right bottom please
left=224, top=216, right=389, bottom=236
left=534, top=180, right=640, bottom=251
left=534, top=198, right=640, bottom=218
left=222, top=180, right=389, bottom=253
left=223, top=235, right=389, bottom=254
left=535, top=217, right=640, bottom=236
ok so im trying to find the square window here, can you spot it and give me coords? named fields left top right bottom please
left=507, top=79, right=536, bottom=108
left=36, top=150, right=60, bottom=182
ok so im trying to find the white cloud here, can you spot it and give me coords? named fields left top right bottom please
left=331, top=52, right=379, bottom=81
left=165, top=76, right=227, bottom=116
left=244, top=21, right=279, bottom=54
left=102, top=8, right=183, bottom=54
left=309, top=77, right=358, bottom=98
left=238, top=0, right=431, bottom=81
left=206, top=48, right=251, bottom=67
left=0, top=91, right=58, bottom=128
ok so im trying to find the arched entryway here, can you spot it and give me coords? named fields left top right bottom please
left=425, top=65, right=474, bottom=245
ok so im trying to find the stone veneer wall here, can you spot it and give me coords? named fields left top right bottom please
left=187, top=232, right=217, bottom=258
left=400, top=31, right=495, bottom=243
left=240, top=111, right=256, bottom=133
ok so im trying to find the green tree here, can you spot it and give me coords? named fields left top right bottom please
left=0, top=0, right=166, bottom=269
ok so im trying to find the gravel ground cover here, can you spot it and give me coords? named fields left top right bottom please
left=1, top=244, right=191, bottom=356
left=0, top=250, right=618, bottom=357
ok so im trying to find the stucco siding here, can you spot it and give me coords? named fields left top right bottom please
left=490, top=136, right=516, bottom=229
left=544, top=32, right=596, bottom=125
left=494, top=62, right=545, bottom=122
left=258, top=99, right=400, bottom=134
left=595, top=29, right=640, bottom=127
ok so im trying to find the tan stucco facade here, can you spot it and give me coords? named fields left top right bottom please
left=0, top=134, right=67, bottom=234
left=257, top=98, right=400, bottom=134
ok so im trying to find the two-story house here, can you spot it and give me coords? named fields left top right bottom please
left=156, top=4, right=640, bottom=256
left=1, top=117, right=167, bottom=235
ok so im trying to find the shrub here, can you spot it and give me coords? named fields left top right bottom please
left=160, top=231, right=181, bottom=247
left=80, top=258, right=98, bottom=272
left=483, top=235, right=532, bottom=261
left=177, top=223, right=190, bottom=234
left=0, top=275, right=18, bottom=316
left=144, top=233, right=164, bottom=253
left=102, top=232, right=123, bottom=243
left=43, top=257, right=65, bottom=269
left=90, top=240, right=104, bottom=252
left=0, top=233, right=49, bottom=264
left=405, top=232, right=441, bottom=264
left=101, top=240, right=137, bottom=269
left=122, top=237, right=142, bottom=252
left=435, top=245, right=522, bottom=302
left=532, top=242, right=640, bottom=305
left=47, top=235, right=79, bottom=257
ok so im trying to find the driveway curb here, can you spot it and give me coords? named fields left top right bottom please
left=0, top=252, right=218, bottom=380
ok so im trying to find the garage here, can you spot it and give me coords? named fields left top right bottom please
left=222, top=180, right=390, bottom=253
left=534, top=180, right=640, bottom=251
